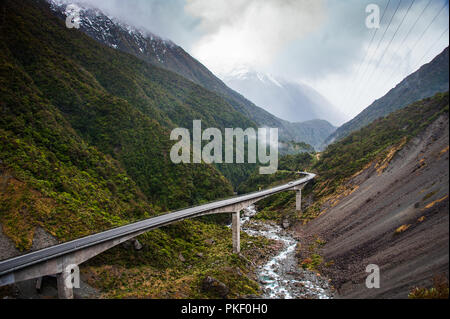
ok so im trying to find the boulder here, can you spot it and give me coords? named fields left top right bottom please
left=202, top=276, right=229, bottom=298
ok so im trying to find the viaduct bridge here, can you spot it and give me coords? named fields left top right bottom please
left=0, top=172, right=315, bottom=298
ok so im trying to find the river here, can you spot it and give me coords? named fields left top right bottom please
left=240, top=205, right=334, bottom=299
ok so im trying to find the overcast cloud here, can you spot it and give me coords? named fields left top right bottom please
left=77, top=0, right=449, bottom=119
left=186, top=0, right=327, bottom=75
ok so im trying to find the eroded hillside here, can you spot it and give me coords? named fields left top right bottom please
left=246, top=92, right=449, bottom=298
left=298, top=111, right=449, bottom=298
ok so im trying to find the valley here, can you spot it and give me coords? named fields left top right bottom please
left=0, top=0, right=448, bottom=301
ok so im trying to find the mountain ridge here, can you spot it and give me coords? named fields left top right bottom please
left=47, top=0, right=335, bottom=148
left=223, top=69, right=347, bottom=126
left=324, top=47, right=449, bottom=147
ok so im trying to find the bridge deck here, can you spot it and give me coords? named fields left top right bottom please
left=0, top=172, right=315, bottom=279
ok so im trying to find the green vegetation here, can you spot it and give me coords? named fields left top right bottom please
left=408, top=275, right=449, bottom=299
left=0, top=0, right=270, bottom=298
left=0, top=44, right=154, bottom=246
left=240, top=92, right=449, bottom=226
left=1, top=0, right=448, bottom=299
left=237, top=152, right=316, bottom=222
left=299, top=92, right=448, bottom=222
left=284, top=119, right=336, bottom=149
left=313, top=92, right=449, bottom=199
left=83, top=219, right=273, bottom=298
left=279, top=141, right=315, bottom=155
left=238, top=153, right=316, bottom=194
left=97, top=17, right=336, bottom=149
left=2, top=0, right=258, bottom=194
left=0, top=0, right=236, bottom=247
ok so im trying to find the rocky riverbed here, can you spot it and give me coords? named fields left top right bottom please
left=241, top=206, right=334, bottom=299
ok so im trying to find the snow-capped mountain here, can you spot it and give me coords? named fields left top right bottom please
left=47, top=0, right=236, bottom=99
left=46, top=0, right=338, bottom=148
left=223, top=68, right=347, bottom=126
left=48, top=0, right=178, bottom=65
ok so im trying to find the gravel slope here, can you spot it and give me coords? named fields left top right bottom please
left=297, top=115, right=449, bottom=298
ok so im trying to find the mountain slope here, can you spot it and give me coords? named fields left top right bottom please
left=0, top=0, right=235, bottom=243
left=241, top=92, right=449, bottom=298
left=10, top=0, right=267, bottom=189
left=0, top=42, right=154, bottom=250
left=1, top=0, right=280, bottom=299
left=283, top=120, right=336, bottom=150
left=223, top=69, right=346, bottom=126
left=299, top=93, right=449, bottom=298
left=47, top=0, right=335, bottom=148
left=324, top=47, right=449, bottom=146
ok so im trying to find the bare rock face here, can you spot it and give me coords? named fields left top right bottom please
left=0, top=227, right=21, bottom=261
left=31, top=227, right=59, bottom=252
left=202, top=276, right=229, bottom=298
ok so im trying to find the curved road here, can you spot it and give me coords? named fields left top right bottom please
left=0, top=172, right=315, bottom=278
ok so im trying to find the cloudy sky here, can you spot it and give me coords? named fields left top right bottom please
left=79, top=0, right=449, bottom=119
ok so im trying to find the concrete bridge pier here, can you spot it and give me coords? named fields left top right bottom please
left=290, top=184, right=305, bottom=212
left=56, top=259, right=79, bottom=299
left=0, top=174, right=316, bottom=299
left=232, top=211, right=241, bottom=254
left=57, top=271, right=74, bottom=299
left=296, top=188, right=302, bottom=212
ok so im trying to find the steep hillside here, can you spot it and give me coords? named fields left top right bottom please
left=284, top=120, right=336, bottom=150
left=0, top=49, right=154, bottom=251
left=298, top=101, right=449, bottom=298
left=223, top=69, right=346, bottom=126
left=245, top=92, right=449, bottom=298
left=47, top=0, right=335, bottom=148
left=324, top=47, right=449, bottom=146
left=237, top=153, right=315, bottom=195
left=3, top=0, right=261, bottom=193
left=313, top=92, right=449, bottom=200
left=0, top=0, right=282, bottom=299
left=0, top=0, right=237, bottom=246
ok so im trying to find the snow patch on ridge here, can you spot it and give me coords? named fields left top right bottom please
left=47, top=0, right=176, bottom=60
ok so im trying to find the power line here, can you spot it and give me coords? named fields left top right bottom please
left=349, top=0, right=403, bottom=108
left=402, top=0, right=448, bottom=59
left=373, top=0, right=433, bottom=92
left=377, top=1, right=448, bottom=93
left=356, top=0, right=398, bottom=87
left=341, top=0, right=392, bottom=107
left=416, top=26, right=449, bottom=66
left=374, top=2, right=449, bottom=118
left=392, top=0, right=433, bottom=54
left=357, top=0, right=416, bottom=102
